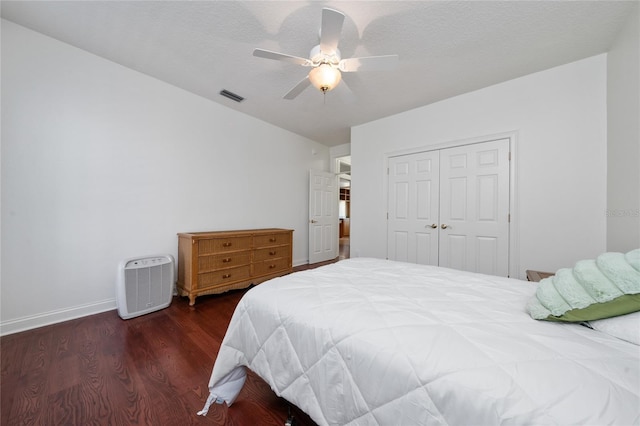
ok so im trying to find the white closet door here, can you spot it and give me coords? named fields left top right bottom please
left=438, top=139, right=510, bottom=276
left=387, top=151, right=440, bottom=265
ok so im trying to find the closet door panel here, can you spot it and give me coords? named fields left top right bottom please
left=387, top=151, right=439, bottom=265
left=439, top=139, right=510, bottom=276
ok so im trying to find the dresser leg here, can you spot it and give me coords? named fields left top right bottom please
left=188, top=294, right=196, bottom=306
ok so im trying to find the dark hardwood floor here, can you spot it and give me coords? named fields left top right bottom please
left=1, top=288, right=318, bottom=426
left=0, top=239, right=350, bottom=426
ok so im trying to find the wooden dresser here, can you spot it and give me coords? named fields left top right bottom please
left=525, top=270, right=555, bottom=282
left=177, top=228, right=293, bottom=305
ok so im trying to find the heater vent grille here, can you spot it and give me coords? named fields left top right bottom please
left=219, top=89, right=245, bottom=102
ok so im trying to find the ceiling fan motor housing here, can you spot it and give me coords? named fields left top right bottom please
left=310, top=45, right=341, bottom=66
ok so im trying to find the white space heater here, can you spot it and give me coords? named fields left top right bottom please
left=116, top=254, right=175, bottom=320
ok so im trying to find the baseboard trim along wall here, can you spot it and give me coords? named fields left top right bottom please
left=2, top=259, right=308, bottom=336
left=0, top=299, right=117, bottom=336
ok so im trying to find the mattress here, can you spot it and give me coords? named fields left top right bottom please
left=201, top=258, right=640, bottom=425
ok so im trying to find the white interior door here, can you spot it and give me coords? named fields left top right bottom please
left=386, top=138, right=511, bottom=276
left=309, top=170, right=338, bottom=264
left=439, top=139, right=510, bottom=276
left=387, top=151, right=440, bottom=265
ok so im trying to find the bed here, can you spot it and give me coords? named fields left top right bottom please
left=198, top=257, right=640, bottom=425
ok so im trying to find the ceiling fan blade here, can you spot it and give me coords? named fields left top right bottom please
left=253, top=48, right=311, bottom=66
left=319, top=8, right=345, bottom=55
left=335, top=79, right=356, bottom=104
left=339, top=55, right=399, bottom=72
left=283, top=76, right=311, bottom=100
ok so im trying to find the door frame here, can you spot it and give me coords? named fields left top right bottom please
left=384, top=131, right=520, bottom=277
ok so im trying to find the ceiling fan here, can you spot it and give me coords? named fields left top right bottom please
left=253, top=7, right=399, bottom=100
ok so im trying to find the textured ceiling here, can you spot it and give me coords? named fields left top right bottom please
left=1, top=1, right=635, bottom=146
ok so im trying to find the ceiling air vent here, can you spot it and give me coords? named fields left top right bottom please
left=219, top=89, right=244, bottom=103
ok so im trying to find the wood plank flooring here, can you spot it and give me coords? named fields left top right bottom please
left=0, top=256, right=349, bottom=426
left=2, top=239, right=350, bottom=425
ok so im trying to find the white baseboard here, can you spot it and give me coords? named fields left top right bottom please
left=293, top=258, right=309, bottom=267
left=0, top=299, right=117, bottom=336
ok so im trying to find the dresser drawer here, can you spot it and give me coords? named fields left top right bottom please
left=253, top=257, right=291, bottom=277
left=198, top=265, right=251, bottom=288
left=198, top=251, right=251, bottom=272
left=254, top=232, right=290, bottom=248
left=253, top=246, right=290, bottom=262
left=199, top=236, right=252, bottom=254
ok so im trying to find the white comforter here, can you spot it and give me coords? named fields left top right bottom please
left=203, top=258, right=640, bottom=425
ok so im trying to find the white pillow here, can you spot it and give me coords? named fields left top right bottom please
left=589, top=311, right=640, bottom=345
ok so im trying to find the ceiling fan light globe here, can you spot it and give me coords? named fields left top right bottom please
left=309, top=64, right=342, bottom=93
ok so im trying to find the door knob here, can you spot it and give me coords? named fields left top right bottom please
left=441, top=224, right=449, bottom=229
left=427, top=224, right=437, bottom=229
left=310, top=219, right=318, bottom=224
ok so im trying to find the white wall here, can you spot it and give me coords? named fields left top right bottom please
left=351, top=55, right=608, bottom=278
left=607, top=4, right=640, bottom=252
left=1, top=20, right=329, bottom=335
left=329, top=143, right=351, bottom=174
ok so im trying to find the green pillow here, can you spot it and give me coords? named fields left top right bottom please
left=542, top=293, right=640, bottom=322
left=527, top=249, right=640, bottom=322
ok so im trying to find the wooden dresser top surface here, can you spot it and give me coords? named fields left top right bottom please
left=178, top=228, right=293, bottom=239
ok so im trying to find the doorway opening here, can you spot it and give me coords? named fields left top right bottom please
left=337, top=156, right=351, bottom=260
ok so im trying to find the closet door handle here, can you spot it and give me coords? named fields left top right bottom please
left=441, top=224, right=449, bottom=229
left=427, top=224, right=437, bottom=229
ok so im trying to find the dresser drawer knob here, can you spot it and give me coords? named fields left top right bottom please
left=269, top=238, right=276, bottom=242
left=222, top=273, right=231, bottom=279
left=269, top=251, right=276, bottom=256
left=222, top=258, right=232, bottom=263
left=269, top=264, right=276, bottom=269
left=222, top=242, right=232, bottom=247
